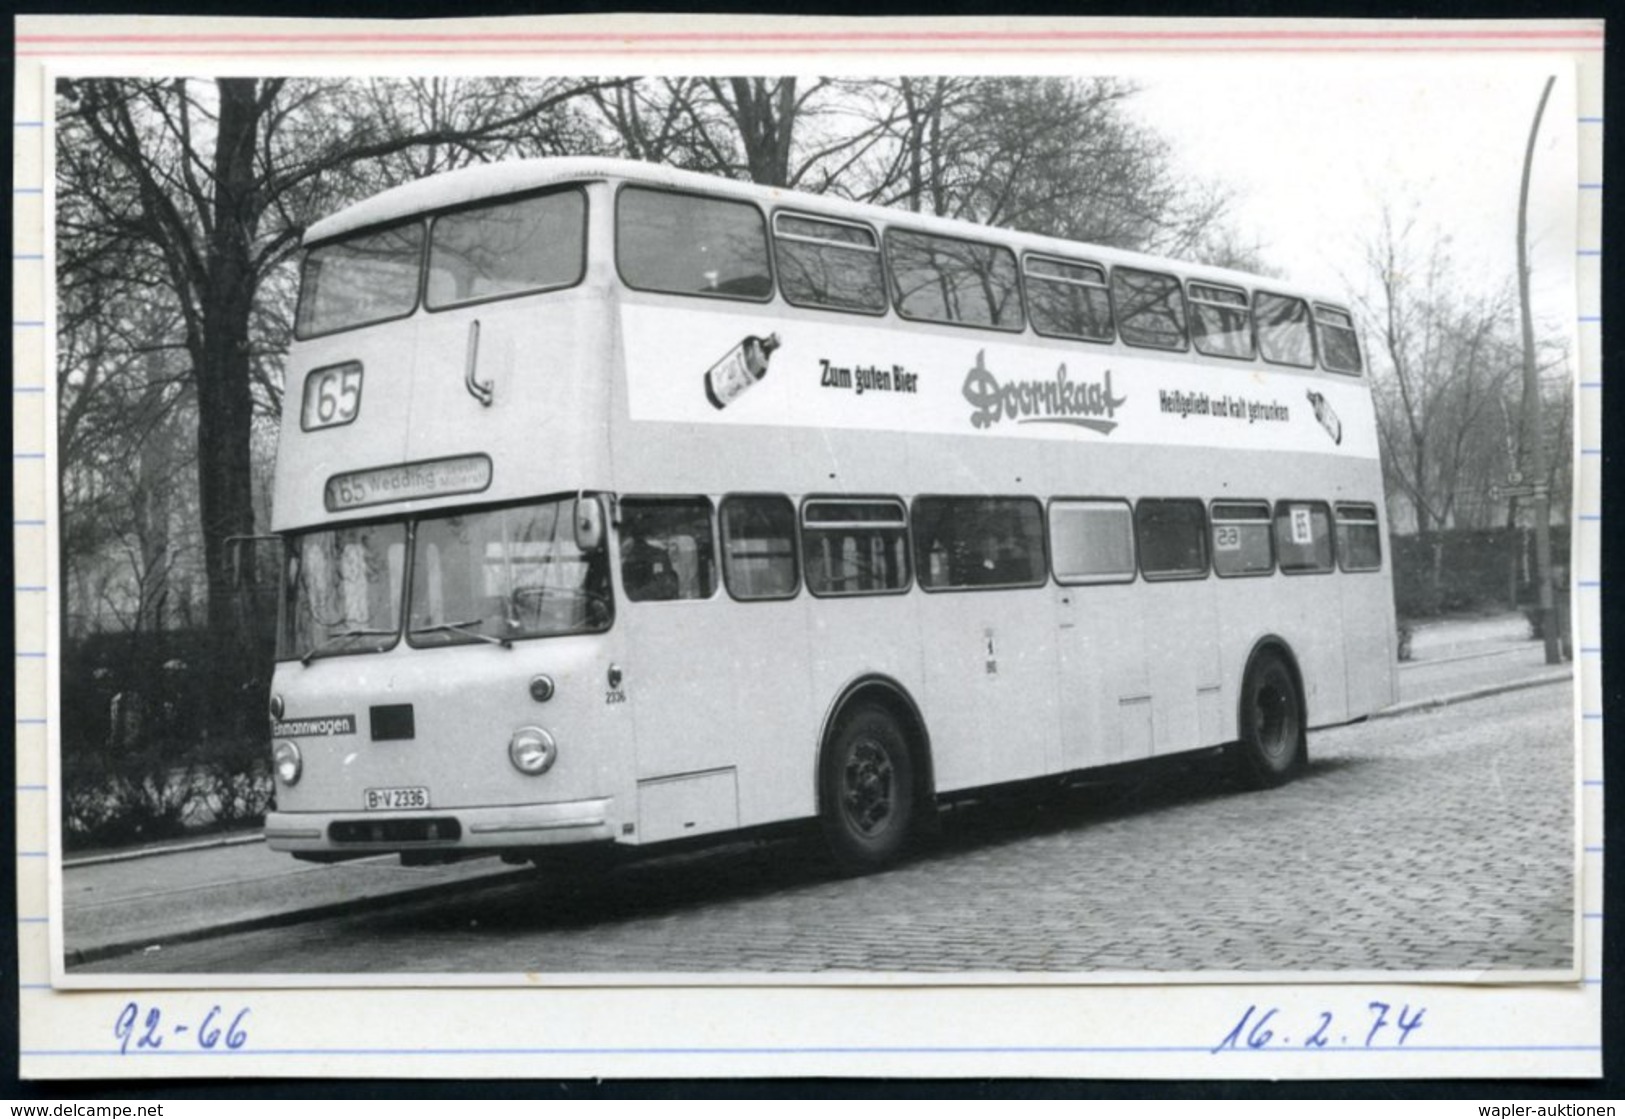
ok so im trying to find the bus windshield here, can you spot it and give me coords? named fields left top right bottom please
left=281, top=523, right=407, bottom=662
left=408, top=497, right=611, bottom=648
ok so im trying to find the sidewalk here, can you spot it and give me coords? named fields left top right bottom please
left=60, top=613, right=1576, bottom=968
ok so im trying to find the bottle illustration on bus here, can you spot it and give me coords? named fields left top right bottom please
left=1306, top=389, right=1343, bottom=445
left=704, top=332, right=780, bottom=409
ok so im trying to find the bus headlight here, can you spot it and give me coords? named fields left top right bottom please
left=509, top=727, right=557, bottom=776
left=273, top=740, right=302, bottom=786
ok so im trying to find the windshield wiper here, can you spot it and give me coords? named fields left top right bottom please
left=301, top=627, right=397, bottom=666
left=409, top=618, right=513, bottom=649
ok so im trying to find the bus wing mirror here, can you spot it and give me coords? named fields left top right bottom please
left=575, top=496, right=605, bottom=552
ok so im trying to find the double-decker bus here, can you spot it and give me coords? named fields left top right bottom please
left=264, top=157, right=1395, bottom=871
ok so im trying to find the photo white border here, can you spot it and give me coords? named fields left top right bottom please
left=14, top=14, right=1604, bottom=1080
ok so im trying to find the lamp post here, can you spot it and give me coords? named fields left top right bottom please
left=1517, top=74, right=1563, bottom=665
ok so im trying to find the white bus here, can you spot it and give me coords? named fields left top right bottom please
left=264, top=157, right=1396, bottom=871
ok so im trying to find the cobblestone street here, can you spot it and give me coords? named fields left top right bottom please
left=82, top=683, right=1574, bottom=976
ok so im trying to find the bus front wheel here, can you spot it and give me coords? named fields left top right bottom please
left=1233, top=652, right=1306, bottom=788
left=819, top=705, right=916, bottom=873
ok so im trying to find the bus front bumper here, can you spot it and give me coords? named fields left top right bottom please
left=264, top=796, right=617, bottom=857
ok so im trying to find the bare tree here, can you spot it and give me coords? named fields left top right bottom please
left=1359, top=211, right=1523, bottom=535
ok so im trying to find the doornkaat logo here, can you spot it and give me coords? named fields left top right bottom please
left=962, top=349, right=1126, bottom=434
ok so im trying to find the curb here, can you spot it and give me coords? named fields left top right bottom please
left=64, top=831, right=266, bottom=870
left=1399, top=643, right=1540, bottom=670
left=1376, top=669, right=1573, bottom=719
left=65, top=863, right=534, bottom=969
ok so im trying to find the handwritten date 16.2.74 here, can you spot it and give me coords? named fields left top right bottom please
left=1214, top=1002, right=1425, bottom=1053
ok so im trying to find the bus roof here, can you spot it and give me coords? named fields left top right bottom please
left=303, top=156, right=1347, bottom=306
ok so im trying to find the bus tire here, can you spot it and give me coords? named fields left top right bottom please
left=819, top=705, right=916, bottom=873
left=1233, top=651, right=1306, bottom=789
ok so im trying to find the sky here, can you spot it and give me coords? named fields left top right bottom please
left=1124, top=55, right=1581, bottom=345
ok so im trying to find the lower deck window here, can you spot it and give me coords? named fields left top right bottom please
left=1211, top=500, right=1274, bottom=577
left=1275, top=500, right=1335, bottom=573
left=1135, top=499, right=1209, bottom=579
left=1049, top=499, right=1136, bottom=584
left=1336, top=503, right=1383, bottom=571
left=802, top=498, right=910, bottom=595
left=721, top=494, right=799, bottom=599
left=619, top=497, right=717, bottom=601
left=912, top=496, right=1045, bottom=590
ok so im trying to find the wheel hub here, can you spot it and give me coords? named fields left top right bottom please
left=843, top=738, right=895, bottom=836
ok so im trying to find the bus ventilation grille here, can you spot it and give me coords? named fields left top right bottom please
left=329, top=818, right=462, bottom=844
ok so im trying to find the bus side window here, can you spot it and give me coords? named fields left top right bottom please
left=616, top=187, right=772, bottom=302
left=1315, top=304, right=1364, bottom=375
left=772, top=213, right=887, bottom=315
left=1048, top=499, right=1136, bottom=585
left=618, top=497, right=718, bottom=601
left=1335, top=503, right=1383, bottom=571
left=1210, top=500, right=1275, bottom=577
left=1111, top=267, right=1189, bottom=352
left=911, top=496, right=1046, bottom=591
left=1024, top=256, right=1115, bottom=344
left=1255, top=292, right=1316, bottom=367
left=1274, top=500, right=1335, bottom=573
left=1135, top=498, right=1209, bottom=580
left=1188, top=282, right=1254, bottom=360
left=886, top=229, right=1023, bottom=332
left=801, top=498, right=910, bottom=596
left=721, top=494, right=800, bottom=600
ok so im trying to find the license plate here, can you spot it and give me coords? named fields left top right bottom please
left=365, top=786, right=429, bottom=811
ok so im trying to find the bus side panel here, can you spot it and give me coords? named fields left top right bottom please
left=623, top=593, right=818, bottom=831
left=1271, top=573, right=1351, bottom=728
left=806, top=593, right=924, bottom=785
left=1054, top=581, right=1151, bottom=770
left=920, top=587, right=1058, bottom=793
left=1341, top=569, right=1399, bottom=716
left=1137, top=578, right=1223, bottom=754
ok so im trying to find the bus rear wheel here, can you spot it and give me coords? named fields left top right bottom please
left=819, top=705, right=917, bottom=873
left=1233, top=652, right=1306, bottom=789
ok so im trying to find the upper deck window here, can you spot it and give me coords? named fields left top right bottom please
left=426, top=189, right=586, bottom=309
left=1024, top=255, right=1114, bottom=343
left=1112, top=267, right=1188, bottom=351
left=886, top=229, right=1023, bottom=331
left=1188, top=282, right=1254, bottom=360
left=616, top=186, right=772, bottom=301
left=295, top=221, right=424, bottom=339
left=1255, top=292, right=1316, bottom=368
left=773, top=213, right=886, bottom=315
left=1315, top=304, right=1364, bottom=375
